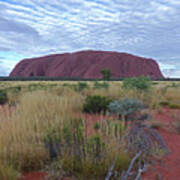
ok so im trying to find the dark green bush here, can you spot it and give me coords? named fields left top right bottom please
left=76, top=82, right=88, bottom=91
left=101, top=69, right=111, bottom=80
left=83, top=95, right=112, bottom=114
left=0, top=90, right=8, bottom=105
left=168, top=103, right=180, bottom=109
left=93, top=81, right=109, bottom=89
left=159, top=101, right=170, bottom=106
left=122, top=76, right=151, bottom=91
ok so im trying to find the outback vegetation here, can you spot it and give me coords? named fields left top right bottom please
left=101, top=69, right=112, bottom=80
left=0, top=77, right=179, bottom=179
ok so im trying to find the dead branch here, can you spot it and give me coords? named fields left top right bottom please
left=105, top=159, right=117, bottom=180
left=120, top=150, right=142, bottom=180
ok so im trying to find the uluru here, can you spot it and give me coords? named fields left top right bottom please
left=9, top=50, right=164, bottom=79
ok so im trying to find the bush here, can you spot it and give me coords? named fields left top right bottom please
left=123, top=76, right=151, bottom=91
left=168, top=103, right=180, bottom=109
left=108, top=98, right=145, bottom=125
left=93, top=81, right=109, bottom=89
left=101, top=69, right=111, bottom=80
left=0, top=90, right=8, bottom=105
left=83, top=95, right=112, bottom=114
left=76, top=82, right=88, bottom=91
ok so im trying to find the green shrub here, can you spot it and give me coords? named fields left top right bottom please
left=0, top=90, right=8, bottom=105
left=168, top=103, right=180, bottom=109
left=101, top=69, right=111, bottom=80
left=93, top=81, right=109, bottom=89
left=83, top=95, right=112, bottom=114
left=76, top=82, right=88, bottom=91
left=123, top=76, right=151, bottom=91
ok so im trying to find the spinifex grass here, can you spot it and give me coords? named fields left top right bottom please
left=0, top=90, right=83, bottom=171
left=0, top=90, right=130, bottom=179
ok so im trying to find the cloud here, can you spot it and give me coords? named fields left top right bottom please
left=0, top=60, right=9, bottom=76
left=0, top=0, right=180, bottom=77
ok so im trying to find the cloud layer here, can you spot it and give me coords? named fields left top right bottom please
left=0, top=0, right=180, bottom=77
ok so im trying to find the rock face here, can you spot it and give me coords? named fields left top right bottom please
left=10, top=50, right=164, bottom=79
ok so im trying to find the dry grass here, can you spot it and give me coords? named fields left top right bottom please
left=0, top=88, right=129, bottom=178
left=0, top=80, right=179, bottom=178
left=0, top=90, right=83, bottom=171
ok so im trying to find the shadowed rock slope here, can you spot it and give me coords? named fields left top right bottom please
left=10, top=50, right=164, bottom=79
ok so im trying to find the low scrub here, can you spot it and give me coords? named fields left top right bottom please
left=93, top=81, right=109, bottom=89
left=76, top=82, right=89, bottom=91
left=168, top=103, right=180, bottom=109
left=123, top=76, right=151, bottom=91
left=109, top=98, right=145, bottom=124
left=0, top=90, right=8, bottom=105
left=83, top=95, right=112, bottom=114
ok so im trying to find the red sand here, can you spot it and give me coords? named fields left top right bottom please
left=143, top=107, right=180, bottom=180
left=19, top=172, right=47, bottom=180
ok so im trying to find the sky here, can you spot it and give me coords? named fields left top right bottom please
left=0, top=0, right=180, bottom=77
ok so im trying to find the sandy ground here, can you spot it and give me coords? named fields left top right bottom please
left=143, top=107, right=180, bottom=180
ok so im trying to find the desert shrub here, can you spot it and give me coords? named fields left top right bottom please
left=109, top=98, right=144, bottom=120
left=123, top=76, right=151, bottom=91
left=159, top=101, right=170, bottom=106
left=168, top=103, right=180, bottom=109
left=76, top=82, right=88, bottom=91
left=101, top=69, right=111, bottom=80
left=171, top=82, right=179, bottom=88
left=152, top=82, right=159, bottom=85
left=0, top=90, right=8, bottom=105
left=108, top=98, right=147, bottom=128
left=93, top=81, right=109, bottom=89
left=0, top=163, right=19, bottom=180
left=83, top=95, right=112, bottom=114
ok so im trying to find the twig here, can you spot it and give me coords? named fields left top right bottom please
left=135, top=163, right=146, bottom=180
left=105, top=159, right=117, bottom=180
left=120, top=150, right=142, bottom=180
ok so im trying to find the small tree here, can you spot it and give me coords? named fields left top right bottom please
left=122, top=76, right=151, bottom=91
left=101, top=69, right=111, bottom=80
